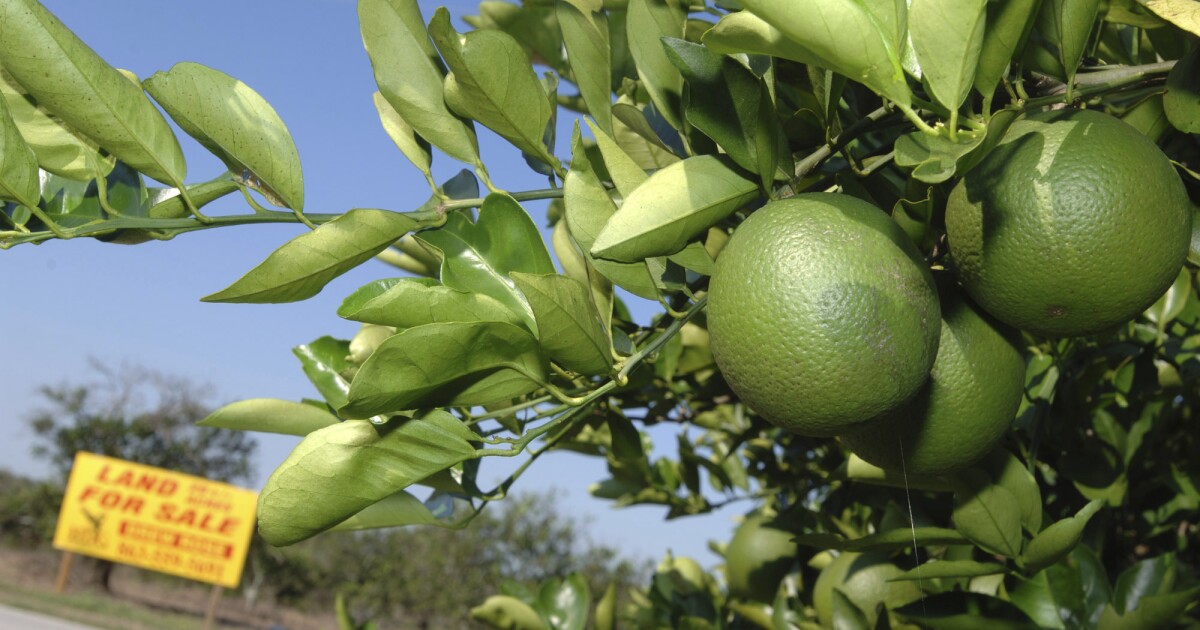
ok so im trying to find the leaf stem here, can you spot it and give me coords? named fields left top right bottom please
left=1021, top=61, right=1176, bottom=110
left=1, top=207, right=446, bottom=247
left=440, top=187, right=565, bottom=212
left=793, top=106, right=896, bottom=181
left=895, top=103, right=939, bottom=135
left=176, top=180, right=211, bottom=224
left=470, top=395, right=561, bottom=427
left=618, top=295, right=707, bottom=382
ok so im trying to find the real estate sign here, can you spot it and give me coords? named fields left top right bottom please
left=53, top=451, right=257, bottom=588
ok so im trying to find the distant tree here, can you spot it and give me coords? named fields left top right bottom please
left=26, top=361, right=257, bottom=590
left=29, top=361, right=256, bottom=485
left=0, top=468, right=60, bottom=546
left=306, top=490, right=646, bottom=629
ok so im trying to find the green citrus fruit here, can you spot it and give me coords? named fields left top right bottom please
left=946, top=108, right=1192, bottom=338
left=469, top=595, right=548, bottom=630
left=658, top=554, right=712, bottom=595
left=839, top=288, right=1026, bottom=475
left=812, top=552, right=923, bottom=627
left=724, top=514, right=798, bottom=602
left=708, top=193, right=941, bottom=436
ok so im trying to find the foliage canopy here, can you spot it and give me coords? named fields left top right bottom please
left=3, top=0, right=1200, bottom=627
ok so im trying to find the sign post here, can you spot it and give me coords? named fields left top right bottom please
left=53, top=452, right=258, bottom=599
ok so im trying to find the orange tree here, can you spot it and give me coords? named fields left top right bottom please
left=2, top=0, right=1199, bottom=627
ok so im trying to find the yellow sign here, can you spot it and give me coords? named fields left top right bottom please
left=53, top=452, right=257, bottom=588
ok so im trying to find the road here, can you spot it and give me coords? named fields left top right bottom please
left=0, top=603, right=97, bottom=630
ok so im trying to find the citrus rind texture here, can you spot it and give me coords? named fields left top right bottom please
left=839, top=290, right=1026, bottom=475
left=946, top=108, right=1192, bottom=338
left=708, top=194, right=941, bottom=437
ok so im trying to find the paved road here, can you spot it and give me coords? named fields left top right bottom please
left=0, top=603, right=98, bottom=630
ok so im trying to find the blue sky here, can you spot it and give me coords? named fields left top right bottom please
left=1, top=0, right=740, bottom=565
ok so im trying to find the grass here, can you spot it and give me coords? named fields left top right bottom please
left=0, top=578, right=209, bottom=630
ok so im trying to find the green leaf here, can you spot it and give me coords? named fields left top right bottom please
left=0, top=0, right=185, bottom=185
left=511, top=272, right=613, bottom=376
left=891, top=186, right=937, bottom=251
left=522, top=72, right=560, bottom=178
left=1101, top=554, right=1199, bottom=628
left=565, top=125, right=660, bottom=300
left=202, top=209, right=417, bottom=304
left=358, top=0, right=480, bottom=165
left=1008, top=566, right=1086, bottom=630
left=794, top=527, right=967, bottom=552
left=1190, top=211, right=1200, bottom=267
left=558, top=2, right=613, bottom=136
left=418, top=193, right=556, bottom=334
left=1099, top=587, right=1200, bottom=629
left=1033, top=0, right=1102, bottom=85
left=610, top=96, right=681, bottom=170
left=974, top=0, right=1041, bottom=98
left=844, top=453, right=959, bottom=493
left=0, top=94, right=38, bottom=207
left=256, top=410, right=478, bottom=545
left=894, top=132, right=982, bottom=184
left=1164, top=47, right=1200, bottom=133
left=144, top=62, right=303, bottom=210
left=0, top=68, right=110, bottom=181
left=1109, top=553, right=1180, bottom=614
left=889, top=560, right=1007, bottom=581
left=1022, top=500, right=1103, bottom=574
left=701, top=11, right=824, bottom=67
left=32, top=162, right=141, bottom=229
left=952, top=470, right=1023, bottom=557
left=330, top=489, right=476, bottom=532
left=145, top=178, right=240, bottom=220
left=428, top=8, right=556, bottom=168
left=1143, top=267, right=1191, bottom=330
left=610, top=102, right=683, bottom=157
left=551, top=218, right=614, bottom=339
left=1072, top=545, right=1112, bottom=627
left=591, top=155, right=758, bottom=261
left=909, top=0, right=987, bottom=111
left=895, top=592, right=1039, bottom=629
left=473, top=3, right=566, bottom=75
left=738, top=0, right=911, bottom=106
left=980, top=449, right=1043, bottom=534
left=894, top=108, right=1017, bottom=183
left=199, top=398, right=339, bottom=436
left=625, top=0, right=684, bottom=129
left=662, top=38, right=787, bottom=189
left=294, top=336, right=353, bottom=410
left=540, top=574, right=590, bottom=630
left=1138, top=0, right=1200, bottom=36
left=341, top=321, right=548, bottom=418
left=583, top=117, right=647, bottom=199
left=372, top=91, right=432, bottom=178
left=607, top=412, right=645, bottom=462
left=339, top=277, right=526, bottom=330
left=668, top=242, right=715, bottom=276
